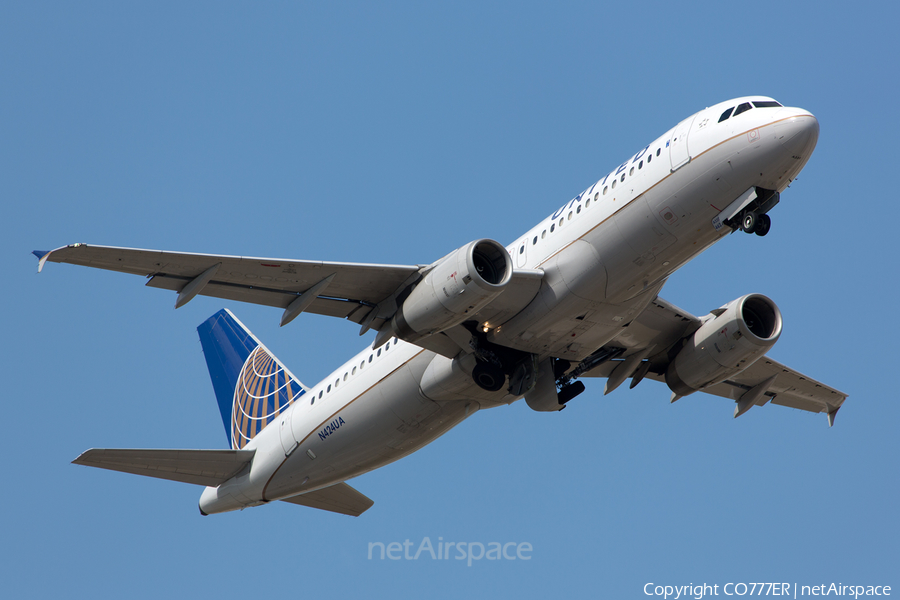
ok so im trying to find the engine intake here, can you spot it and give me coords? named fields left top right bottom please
left=391, top=239, right=513, bottom=341
left=665, top=294, right=782, bottom=396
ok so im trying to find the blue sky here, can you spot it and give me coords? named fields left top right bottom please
left=4, top=2, right=897, bottom=598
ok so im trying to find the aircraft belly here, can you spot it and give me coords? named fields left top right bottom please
left=263, top=352, right=476, bottom=500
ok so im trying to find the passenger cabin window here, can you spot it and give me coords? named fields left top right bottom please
left=719, top=107, right=735, bottom=122
left=733, top=102, right=753, bottom=117
left=752, top=100, right=782, bottom=108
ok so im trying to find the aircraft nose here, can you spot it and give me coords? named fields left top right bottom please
left=773, top=108, right=819, bottom=158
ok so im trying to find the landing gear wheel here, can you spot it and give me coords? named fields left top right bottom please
left=754, top=213, right=771, bottom=237
left=472, top=362, right=505, bottom=392
left=741, top=211, right=758, bottom=233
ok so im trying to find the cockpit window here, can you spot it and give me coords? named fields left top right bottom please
left=733, top=102, right=753, bottom=117
left=752, top=100, right=783, bottom=108
left=718, top=107, right=735, bottom=123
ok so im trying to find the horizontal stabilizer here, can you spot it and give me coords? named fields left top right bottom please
left=279, top=482, right=374, bottom=517
left=72, top=448, right=255, bottom=487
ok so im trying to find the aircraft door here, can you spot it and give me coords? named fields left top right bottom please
left=515, top=241, right=527, bottom=268
left=669, top=115, right=695, bottom=171
left=280, top=412, right=297, bottom=455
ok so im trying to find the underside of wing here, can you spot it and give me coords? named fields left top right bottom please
left=72, top=448, right=256, bottom=487
left=279, top=482, right=374, bottom=517
left=687, top=357, right=848, bottom=418
left=580, top=295, right=848, bottom=424
left=36, top=243, right=423, bottom=330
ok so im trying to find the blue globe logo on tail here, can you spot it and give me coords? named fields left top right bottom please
left=198, top=309, right=307, bottom=449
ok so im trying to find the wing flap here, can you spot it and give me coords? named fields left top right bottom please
left=279, top=482, right=374, bottom=517
left=72, top=448, right=256, bottom=487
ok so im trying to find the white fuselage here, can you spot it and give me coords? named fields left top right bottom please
left=199, top=97, right=819, bottom=514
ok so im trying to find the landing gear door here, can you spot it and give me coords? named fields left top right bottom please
left=669, top=115, right=695, bottom=172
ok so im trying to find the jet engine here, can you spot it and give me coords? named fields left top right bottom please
left=665, top=294, right=782, bottom=396
left=390, top=239, right=513, bottom=342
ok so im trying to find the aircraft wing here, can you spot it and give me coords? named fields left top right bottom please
left=581, top=297, right=848, bottom=424
left=72, top=448, right=256, bottom=487
left=35, top=243, right=423, bottom=329
left=34, top=243, right=545, bottom=354
left=279, top=482, right=374, bottom=517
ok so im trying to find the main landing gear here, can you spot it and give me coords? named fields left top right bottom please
left=741, top=211, right=771, bottom=237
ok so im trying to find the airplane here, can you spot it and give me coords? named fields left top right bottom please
left=34, top=96, right=847, bottom=517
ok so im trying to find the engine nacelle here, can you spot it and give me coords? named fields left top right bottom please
left=391, top=239, right=512, bottom=341
left=665, top=294, right=782, bottom=396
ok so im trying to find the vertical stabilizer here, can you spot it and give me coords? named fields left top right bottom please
left=197, top=309, right=307, bottom=449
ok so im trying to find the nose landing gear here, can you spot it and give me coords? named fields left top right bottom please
left=741, top=211, right=771, bottom=237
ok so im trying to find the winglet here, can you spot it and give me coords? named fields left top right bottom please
left=32, top=243, right=87, bottom=273
left=32, top=250, right=52, bottom=273
left=827, top=406, right=840, bottom=427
